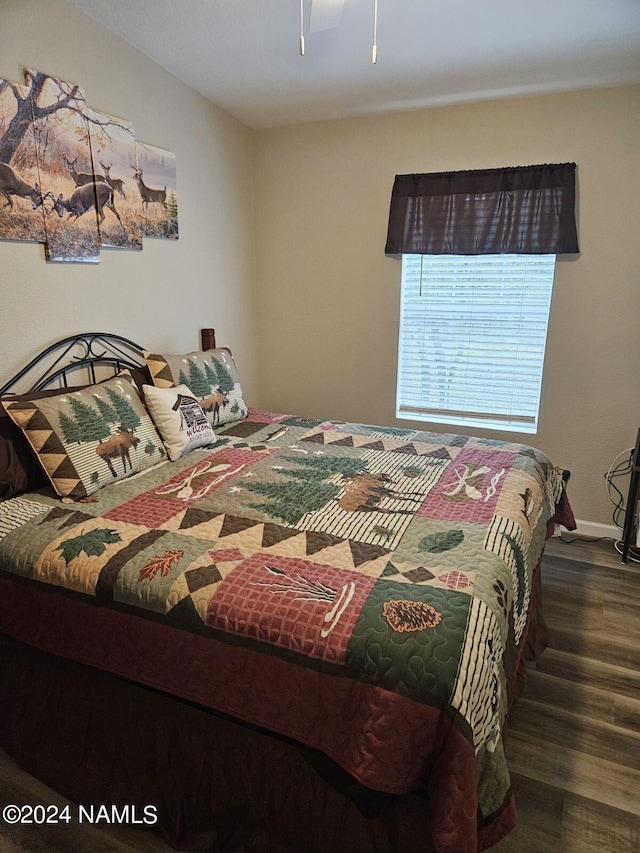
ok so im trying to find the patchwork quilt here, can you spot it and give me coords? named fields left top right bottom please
left=0, top=409, right=574, bottom=853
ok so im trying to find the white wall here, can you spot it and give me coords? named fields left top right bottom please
left=0, top=0, right=257, bottom=397
left=251, top=86, right=640, bottom=527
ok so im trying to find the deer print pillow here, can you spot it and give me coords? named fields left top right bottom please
left=144, top=348, right=248, bottom=427
left=1, top=372, right=165, bottom=500
left=143, top=384, right=215, bottom=461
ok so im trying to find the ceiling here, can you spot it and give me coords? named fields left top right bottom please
left=67, top=0, right=640, bottom=129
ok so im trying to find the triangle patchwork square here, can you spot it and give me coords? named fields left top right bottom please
left=348, top=540, right=391, bottom=568
left=262, top=522, right=301, bottom=548
left=360, top=440, right=386, bottom=451
left=180, top=507, right=223, bottom=530
left=307, top=540, right=357, bottom=571
left=50, top=454, right=81, bottom=479
left=52, top=477, right=86, bottom=498
left=423, top=447, right=452, bottom=460
left=329, top=436, right=355, bottom=447
left=300, top=431, right=327, bottom=444
left=27, top=429, right=56, bottom=452
left=219, top=514, right=261, bottom=538
left=186, top=564, right=222, bottom=593
left=39, top=431, right=68, bottom=455
left=305, top=529, right=344, bottom=555
left=261, top=532, right=308, bottom=558
left=395, top=443, right=419, bottom=455
left=146, top=356, right=174, bottom=387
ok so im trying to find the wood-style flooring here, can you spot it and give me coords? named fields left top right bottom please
left=494, top=534, right=640, bottom=853
left=0, top=535, right=638, bottom=852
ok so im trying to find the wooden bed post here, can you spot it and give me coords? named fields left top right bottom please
left=201, top=328, right=216, bottom=351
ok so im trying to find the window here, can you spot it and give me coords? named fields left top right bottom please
left=397, top=253, right=556, bottom=434
left=386, top=163, right=577, bottom=434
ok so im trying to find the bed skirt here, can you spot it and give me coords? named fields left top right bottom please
left=0, top=633, right=443, bottom=853
left=0, top=562, right=547, bottom=852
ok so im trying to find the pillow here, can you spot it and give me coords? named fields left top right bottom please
left=0, top=366, right=153, bottom=500
left=143, top=384, right=215, bottom=461
left=120, top=364, right=153, bottom=397
left=2, top=372, right=165, bottom=500
left=0, top=402, right=49, bottom=499
left=144, top=348, right=248, bottom=427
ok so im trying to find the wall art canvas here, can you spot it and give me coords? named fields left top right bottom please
left=0, top=79, right=47, bottom=244
left=25, top=69, right=101, bottom=263
left=134, top=142, right=179, bottom=239
left=86, top=108, right=142, bottom=251
left=1, top=68, right=179, bottom=263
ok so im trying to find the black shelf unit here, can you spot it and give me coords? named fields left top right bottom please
left=621, top=428, right=640, bottom=563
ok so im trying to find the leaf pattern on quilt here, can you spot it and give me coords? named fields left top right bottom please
left=418, top=529, right=464, bottom=553
left=56, top=528, right=121, bottom=564
left=138, top=549, right=185, bottom=582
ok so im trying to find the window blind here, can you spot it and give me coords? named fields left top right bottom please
left=397, top=254, right=556, bottom=433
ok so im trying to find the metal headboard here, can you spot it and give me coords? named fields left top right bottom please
left=0, top=329, right=217, bottom=396
left=0, top=333, right=147, bottom=395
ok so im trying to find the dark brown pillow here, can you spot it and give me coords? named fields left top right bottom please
left=0, top=364, right=151, bottom=500
left=1, top=387, right=69, bottom=499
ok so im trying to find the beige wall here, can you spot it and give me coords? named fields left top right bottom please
left=1, top=1, right=638, bottom=528
left=252, top=86, right=640, bottom=527
left=0, top=0, right=257, bottom=396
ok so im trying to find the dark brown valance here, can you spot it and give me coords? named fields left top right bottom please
left=385, top=162, right=579, bottom=255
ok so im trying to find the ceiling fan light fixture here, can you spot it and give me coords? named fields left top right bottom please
left=372, top=0, right=378, bottom=63
left=299, top=0, right=379, bottom=63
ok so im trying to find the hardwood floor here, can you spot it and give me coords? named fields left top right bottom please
left=1, top=535, right=638, bottom=851
left=495, top=534, right=640, bottom=853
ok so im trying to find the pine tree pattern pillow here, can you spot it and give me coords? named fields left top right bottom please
left=144, top=348, right=248, bottom=427
left=1, top=372, right=166, bottom=500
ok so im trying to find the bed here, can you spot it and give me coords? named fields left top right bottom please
left=0, top=330, right=575, bottom=853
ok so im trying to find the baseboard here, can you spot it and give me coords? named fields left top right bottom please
left=554, top=519, right=619, bottom=541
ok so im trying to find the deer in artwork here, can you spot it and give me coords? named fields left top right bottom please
left=62, top=152, right=104, bottom=187
left=96, top=428, right=140, bottom=477
left=99, top=162, right=126, bottom=198
left=49, top=182, right=122, bottom=224
left=0, top=162, right=42, bottom=210
left=338, top=472, right=425, bottom=515
left=200, top=390, right=229, bottom=425
left=132, top=166, right=166, bottom=211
